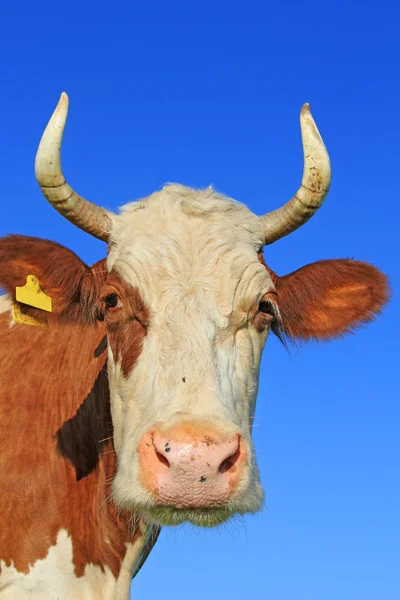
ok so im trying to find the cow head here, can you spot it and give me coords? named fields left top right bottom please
left=17, top=94, right=387, bottom=527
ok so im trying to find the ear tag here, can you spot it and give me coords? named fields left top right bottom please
left=12, top=275, right=53, bottom=328
left=12, top=302, right=48, bottom=328
left=16, top=275, right=52, bottom=312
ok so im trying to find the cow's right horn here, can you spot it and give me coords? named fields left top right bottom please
left=35, top=93, right=112, bottom=242
left=259, top=104, right=331, bottom=245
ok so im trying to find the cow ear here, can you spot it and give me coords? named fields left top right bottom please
left=0, top=235, right=104, bottom=323
left=270, top=259, right=389, bottom=341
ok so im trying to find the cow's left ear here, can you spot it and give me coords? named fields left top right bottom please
left=0, top=235, right=105, bottom=324
left=266, top=259, right=389, bottom=341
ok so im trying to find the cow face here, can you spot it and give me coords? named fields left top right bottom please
left=102, top=186, right=271, bottom=526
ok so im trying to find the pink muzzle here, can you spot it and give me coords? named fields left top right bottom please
left=138, top=424, right=246, bottom=508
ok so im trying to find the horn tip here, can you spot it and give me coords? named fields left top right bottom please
left=58, top=91, right=69, bottom=109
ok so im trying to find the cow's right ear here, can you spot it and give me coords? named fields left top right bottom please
left=0, top=235, right=106, bottom=324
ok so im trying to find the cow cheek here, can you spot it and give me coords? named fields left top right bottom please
left=106, top=352, right=125, bottom=456
left=235, top=327, right=268, bottom=425
left=107, top=320, right=147, bottom=378
left=106, top=320, right=147, bottom=453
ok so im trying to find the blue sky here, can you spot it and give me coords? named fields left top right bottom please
left=1, top=1, right=399, bottom=598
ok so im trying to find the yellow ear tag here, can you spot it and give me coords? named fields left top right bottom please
left=13, top=275, right=53, bottom=328
left=16, top=275, right=53, bottom=312
left=12, top=302, right=47, bottom=328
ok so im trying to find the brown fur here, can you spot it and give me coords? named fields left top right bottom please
left=0, top=235, right=105, bottom=325
left=0, top=237, right=157, bottom=580
left=98, top=272, right=150, bottom=378
left=261, top=256, right=389, bottom=340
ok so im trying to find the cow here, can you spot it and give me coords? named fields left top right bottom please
left=0, top=93, right=388, bottom=599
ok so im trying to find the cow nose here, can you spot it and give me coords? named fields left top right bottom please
left=138, top=427, right=245, bottom=508
left=153, top=431, right=240, bottom=474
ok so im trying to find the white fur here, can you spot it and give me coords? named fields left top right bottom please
left=106, top=185, right=275, bottom=523
left=0, top=295, right=11, bottom=315
left=0, top=528, right=146, bottom=599
left=0, top=295, right=14, bottom=328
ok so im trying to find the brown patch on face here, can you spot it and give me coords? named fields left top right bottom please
left=99, top=272, right=150, bottom=377
left=258, top=253, right=389, bottom=341
left=0, top=237, right=158, bottom=581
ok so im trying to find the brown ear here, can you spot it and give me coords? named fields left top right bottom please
left=268, top=259, right=389, bottom=341
left=0, top=235, right=105, bottom=324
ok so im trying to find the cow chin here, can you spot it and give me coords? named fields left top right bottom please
left=135, top=506, right=236, bottom=528
left=137, top=486, right=264, bottom=527
left=112, top=471, right=264, bottom=528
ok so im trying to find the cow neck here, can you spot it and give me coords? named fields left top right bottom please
left=0, top=309, right=147, bottom=583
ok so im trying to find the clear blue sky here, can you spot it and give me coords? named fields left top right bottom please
left=1, top=1, right=399, bottom=599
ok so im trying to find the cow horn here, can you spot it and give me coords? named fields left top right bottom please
left=35, top=93, right=112, bottom=242
left=260, top=104, right=331, bottom=245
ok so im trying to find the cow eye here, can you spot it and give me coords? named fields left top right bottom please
left=104, top=293, right=120, bottom=309
left=257, top=298, right=281, bottom=330
left=259, top=300, right=275, bottom=316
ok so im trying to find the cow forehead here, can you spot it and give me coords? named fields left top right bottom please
left=107, top=185, right=269, bottom=311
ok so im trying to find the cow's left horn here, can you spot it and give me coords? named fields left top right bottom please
left=35, top=93, right=112, bottom=242
left=260, top=104, right=331, bottom=245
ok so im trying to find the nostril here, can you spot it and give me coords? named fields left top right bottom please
left=219, top=440, right=241, bottom=474
left=154, top=449, right=170, bottom=469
